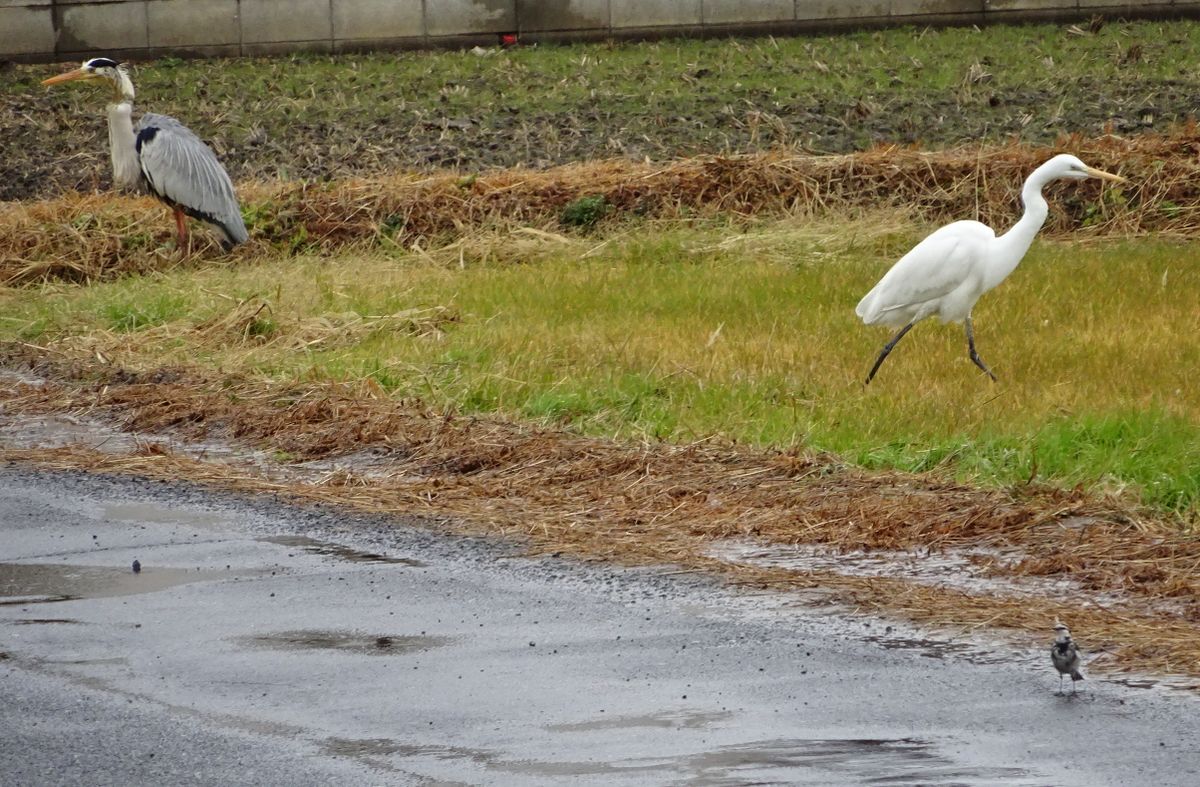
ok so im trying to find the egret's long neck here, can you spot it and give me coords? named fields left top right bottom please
left=106, top=101, right=142, bottom=192
left=988, top=167, right=1052, bottom=289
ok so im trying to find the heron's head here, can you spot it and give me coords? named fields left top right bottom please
left=1046, top=153, right=1124, bottom=183
left=42, top=57, right=135, bottom=102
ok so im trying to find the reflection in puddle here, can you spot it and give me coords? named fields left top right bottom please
left=1106, top=677, right=1159, bottom=690
left=322, top=738, right=406, bottom=758
left=237, top=630, right=449, bottom=655
left=103, top=501, right=231, bottom=528
left=0, top=563, right=205, bottom=605
left=862, top=635, right=984, bottom=661
left=487, top=737, right=1028, bottom=782
left=327, top=733, right=1029, bottom=783
left=260, top=535, right=425, bottom=566
left=547, top=709, right=733, bottom=732
left=322, top=737, right=491, bottom=763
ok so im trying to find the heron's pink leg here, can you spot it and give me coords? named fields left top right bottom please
left=173, top=207, right=189, bottom=254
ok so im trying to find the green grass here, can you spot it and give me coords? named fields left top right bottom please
left=4, top=217, right=1199, bottom=514
left=100, top=292, right=189, bottom=332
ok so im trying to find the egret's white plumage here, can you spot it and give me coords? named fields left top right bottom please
left=43, top=57, right=247, bottom=251
left=857, top=154, right=1124, bottom=384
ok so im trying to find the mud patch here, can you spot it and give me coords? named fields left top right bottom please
left=0, top=562, right=205, bottom=605
left=260, top=535, right=425, bottom=566
left=237, top=630, right=449, bottom=655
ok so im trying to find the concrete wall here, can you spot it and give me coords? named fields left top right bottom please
left=1, top=1, right=1194, bottom=63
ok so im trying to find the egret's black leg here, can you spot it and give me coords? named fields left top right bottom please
left=965, top=316, right=997, bottom=381
left=864, top=322, right=915, bottom=385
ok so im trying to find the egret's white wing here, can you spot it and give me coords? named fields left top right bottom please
left=135, top=113, right=248, bottom=248
left=856, top=221, right=993, bottom=326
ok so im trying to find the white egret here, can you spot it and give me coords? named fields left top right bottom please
left=42, top=57, right=248, bottom=251
left=856, top=154, right=1124, bottom=384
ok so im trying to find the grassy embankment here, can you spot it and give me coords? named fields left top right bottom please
left=3, top=220, right=1198, bottom=515
left=2, top=20, right=1200, bottom=518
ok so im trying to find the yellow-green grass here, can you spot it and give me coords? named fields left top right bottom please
left=4, top=216, right=1199, bottom=515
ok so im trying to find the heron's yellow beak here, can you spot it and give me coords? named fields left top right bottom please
left=1085, top=166, right=1125, bottom=183
left=41, top=68, right=94, bottom=87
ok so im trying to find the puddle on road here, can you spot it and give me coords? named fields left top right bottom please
left=0, top=384, right=281, bottom=473
left=260, top=535, right=425, bottom=566
left=547, top=709, right=733, bottom=732
left=0, top=411, right=141, bottom=453
left=237, top=630, right=449, bottom=655
left=271, top=732, right=1039, bottom=784
left=0, top=562, right=205, bottom=605
left=103, top=501, right=232, bottom=529
left=706, top=538, right=1124, bottom=605
left=482, top=736, right=1029, bottom=782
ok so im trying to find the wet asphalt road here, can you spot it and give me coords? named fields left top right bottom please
left=1, top=464, right=1198, bottom=786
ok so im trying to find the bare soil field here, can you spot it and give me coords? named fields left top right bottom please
left=5, top=20, right=1200, bottom=201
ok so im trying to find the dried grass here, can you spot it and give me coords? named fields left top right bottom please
left=5, top=131, right=1200, bottom=284
left=1, top=348, right=1197, bottom=683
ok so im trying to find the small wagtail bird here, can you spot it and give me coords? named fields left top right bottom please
left=1051, top=623, right=1084, bottom=695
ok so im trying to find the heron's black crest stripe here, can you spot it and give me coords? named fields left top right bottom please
left=87, top=57, right=120, bottom=69
left=135, top=125, right=158, bottom=155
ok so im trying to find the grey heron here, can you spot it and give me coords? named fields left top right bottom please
left=856, top=154, right=1124, bottom=385
left=42, top=57, right=248, bottom=252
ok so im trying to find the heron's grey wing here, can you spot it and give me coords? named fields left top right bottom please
left=135, top=113, right=248, bottom=248
left=856, top=222, right=991, bottom=324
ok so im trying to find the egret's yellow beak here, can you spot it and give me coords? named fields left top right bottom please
left=41, top=68, right=94, bottom=87
left=1086, top=166, right=1125, bottom=183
